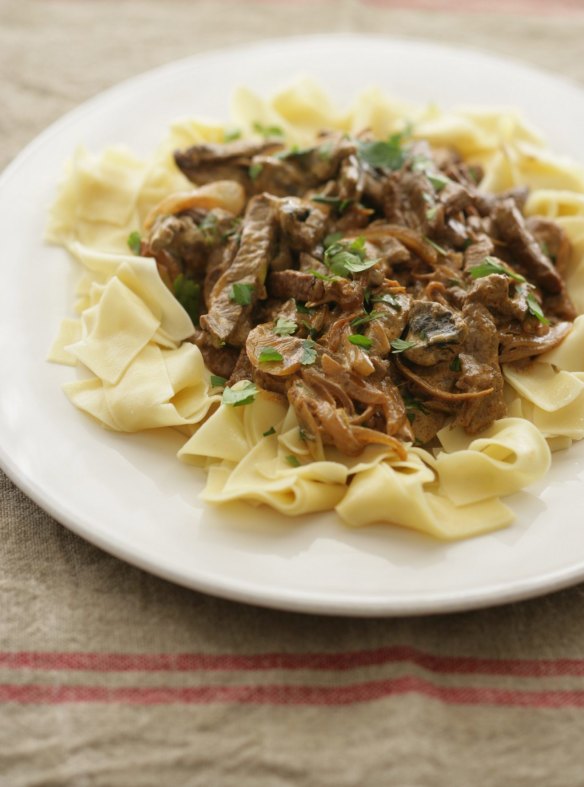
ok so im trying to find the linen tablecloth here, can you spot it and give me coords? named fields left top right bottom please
left=3, top=2, right=584, bottom=784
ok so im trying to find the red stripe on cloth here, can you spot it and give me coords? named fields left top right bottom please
left=1, top=647, right=584, bottom=677
left=360, top=0, right=584, bottom=12
left=1, top=677, right=584, bottom=707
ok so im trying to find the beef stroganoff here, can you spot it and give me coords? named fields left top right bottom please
left=47, top=80, right=584, bottom=539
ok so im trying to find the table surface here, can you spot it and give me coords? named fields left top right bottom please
left=3, top=2, right=584, bottom=785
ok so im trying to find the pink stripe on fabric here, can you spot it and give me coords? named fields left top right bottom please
left=2, top=677, right=584, bottom=707
left=361, top=0, right=584, bottom=12
left=1, top=647, right=584, bottom=677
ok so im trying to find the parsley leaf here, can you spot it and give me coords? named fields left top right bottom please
left=323, top=236, right=378, bottom=277
left=127, top=231, right=141, bottom=254
left=273, top=316, right=297, bottom=336
left=199, top=212, right=219, bottom=244
left=285, top=454, right=301, bottom=467
left=427, top=172, right=450, bottom=192
left=391, top=338, right=417, bottom=353
left=449, top=356, right=462, bottom=372
left=295, top=301, right=312, bottom=314
left=173, top=275, right=200, bottom=325
left=309, top=268, right=339, bottom=283
left=371, top=293, right=402, bottom=311
left=222, top=381, right=259, bottom=407
left=248, top=162, right=263, bottom=180
left=258, top=347, right=284, bottom=363
left=470, top=256, right=526, bottom=283
left=323, top=231, right=343, bottom=248
left=348, top=334, right=373, bottom=349
left=253, top=121, right=284, bottom=137
left=526, top=291, right=550, bottom=325
left=263, top=426, right=276, bottom=437
left=224, top=127, right=242, bottom=142
left=311, top=195, right=353, bottom=214
left=300, top=339, right=317, bottom=366
left=424, top=237, right=448, bottom=256
left=210, top=374, right=227, bottom=387
left=357, top=130, right=408, bottom=171
left=229, top=282, right=254, bottom=306
left=351, top=311, right=383, bottom=328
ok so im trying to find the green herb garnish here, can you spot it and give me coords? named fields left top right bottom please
left=252, top=121, right=284, bottom=138
left=173, top=274, right=200, bottom=325
left=348, top=334, right=373, bottom=349
left=371, top=293, right=402, bottom=311
left=311, top=195, right=353, bottom=214
left=323, top=236, right=377, bottom=277
left=525, top=291, right=550, bottom=325
left=127, top=231, right=141, bottom=254
left=248, top=162, right=263, bottom=180
left=295, top=301, right=312, bottom=314
left=210, top=374, right=227, bottom=387
left=391, top=338, right=417, bottom=353
left=449, top=356, right=462, bottom=372
left=470, top=256, right=526, bottom=283
left=199, top=212, right=219, bottom=244
left=300, top=338, right=317, bottom=366
left=351, top=311, right=383, bottom=328
left=357, top=129, right=410, bottom=171
left=273, top=316, right=297, bottom=336
left=258, top=347, right=284, bottom=364
left=424, top=237, right=448, bottom=256
left=285, top=455, right=301, bottom=467
left=427, top=172, right=450, bottom=192
left=323, top=231, right=343, bottom=248
left=229, top=282, right=254, bottom=305
left=224, top=128, right=242, bottom=142
left=221, top=381, right=259, bottom=407
left=263, top=426, right=276, bottom=437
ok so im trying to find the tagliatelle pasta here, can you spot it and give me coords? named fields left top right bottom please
left=47, top=78, right=584, bottom=540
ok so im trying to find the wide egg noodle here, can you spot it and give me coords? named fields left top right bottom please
left=335, top=456, right=512, bottom=539
left=432, top=418, right=550, bottom=507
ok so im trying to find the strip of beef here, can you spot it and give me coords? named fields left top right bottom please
left=201, top=194, right=277, bottom=346
left=453, top=304, right=506, bottom=433
left=174, top=139, right=284, bottom=189
left=267, top=269, right=365, bottom=310
left=275, top=197, right=329, bottom=251
left=494, top=199, right=564, bottom=293
left=188, top=329, right=239, bottom=379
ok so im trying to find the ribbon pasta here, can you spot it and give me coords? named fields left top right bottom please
left=46, top=79, right=584, bottom=539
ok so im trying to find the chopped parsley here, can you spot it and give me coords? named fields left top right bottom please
left=285, top=455, right=301, bottom=468
left=263, top=426, right=276, bottom=437
left=391, top=338, right=417, bottom=353
left=258, top=347, right=284, bottom=363
left=371, top=292, right=402, bottom=311
left=173, top=275, right=200, bottom=325
left=276, top=145, right=314, bottom=160
left=248, top=162, right=263, bottom=180
left=300, top=338, right=317, bottom=366
left=127, top=231, right=141, bottom=254
left=449, top=356, right=462, bottom=372
left=525, top=291, right=550, bottom=325
left=348, top=334, right=373, bottom=349
left=210, top=374, right=227, bottom=388
left=427, top=172, right=450, bottom=192
left=323, top=231, right=343, bottom=248
left=311, top=195, right=353, bottom=214
left=199, top=212, right=219, bottom=244
left=252, top=121, right=284, bottom=137
left=229, top=282, right=254, bottom=306
left=323, top=236, right=378, bottom=277
left=351, top=311, right=383, bottom=328
left=224, top=127, right=242, bottom=142
left=309, top=268, right=339, bottom=283
left=425, top=205, right=439, bottom=221
left=357, top=128, right=411, bottom=171
left=295, top=301, right=312, bottom=314
left=470, top=256, right=526, bottom=283
left=424, top=237, right=448, bottom=256
left=273, top=316, right=297, bottom=336
left=221, top=381, right=259, bottom=407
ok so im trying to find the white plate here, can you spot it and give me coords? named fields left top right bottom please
left=2, top=34, right=584, bottom=617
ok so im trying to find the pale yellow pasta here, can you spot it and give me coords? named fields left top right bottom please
left=46, top=78, right=584, bottom=538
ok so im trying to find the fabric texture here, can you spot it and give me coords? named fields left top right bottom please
left=3, top=2, right=584, bottom=785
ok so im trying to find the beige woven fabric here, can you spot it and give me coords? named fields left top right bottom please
left=3, top=2, right=584, bottom=785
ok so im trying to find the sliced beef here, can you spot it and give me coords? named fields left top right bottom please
left=201, top=195, right=277, bottom=346
left=174, top=139, right=283, bottom=188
